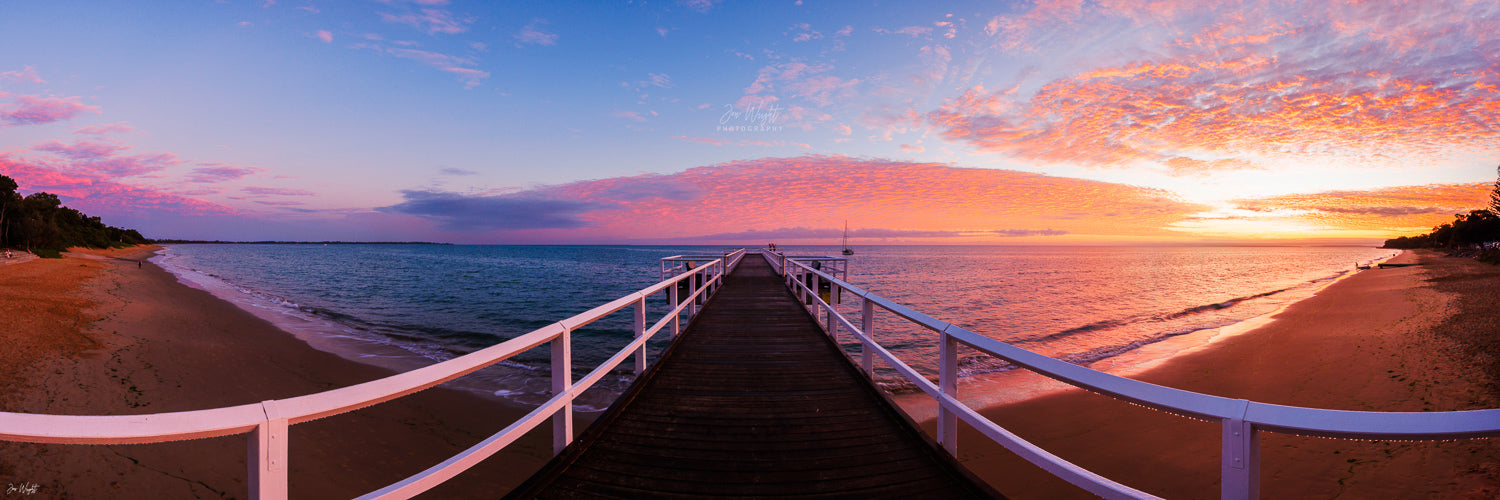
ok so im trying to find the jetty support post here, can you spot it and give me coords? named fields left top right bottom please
left=937, top=326, right=958, bottom=456
left=249, top=400, right=289, bottom=500
left=551, top=325, right=573, bottom=455
left=1221, top=400, right=1260, bottom=500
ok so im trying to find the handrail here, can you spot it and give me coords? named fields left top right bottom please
left=0, top=251, right=746, bottom=500
left=772, top=252, right=1500, bottom=499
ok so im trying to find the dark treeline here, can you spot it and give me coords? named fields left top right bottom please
left=1, top=174, right=147, bottom=257
left=1383, top=166, right=1500, bottom=260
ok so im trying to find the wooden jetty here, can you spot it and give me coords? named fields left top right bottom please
left=5, top=249, right=1498, bottom=500
left=509, top=255, right=996, bottom=498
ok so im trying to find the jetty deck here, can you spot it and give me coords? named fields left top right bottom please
left=510, top=255, right=996, bottom=498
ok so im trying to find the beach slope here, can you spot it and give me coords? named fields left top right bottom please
left=0, top=247, right=552, bottom=498
left=945, top=250, right=1500, bottom=498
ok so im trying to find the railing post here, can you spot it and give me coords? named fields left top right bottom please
left=938, top=327, right=958, bottom=456
left=669, top=281, right=680, bottom=338
left=687, top=269, right=698, bottom=318
left=861, top=298, right=874, bottom=377
left=633, top=296, right=646, bottom=375
left=249, top=400, right=289, bottom=500
left=551, top=325, right=573, bottom=455
left=1222, top=400, right=1260, bottom=499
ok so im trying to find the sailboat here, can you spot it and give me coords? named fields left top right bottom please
left=841, top=221, right=854, bottom=255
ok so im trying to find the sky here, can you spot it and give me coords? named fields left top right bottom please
left=0, top=0, right=1496, bottom=245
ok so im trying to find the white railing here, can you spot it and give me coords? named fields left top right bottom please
left=0, top=249, right=748, bottom=500
left=772, top=252, right=1500, bottom=500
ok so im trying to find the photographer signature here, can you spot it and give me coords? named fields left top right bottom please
left=5, top=482, right=39, bottom=496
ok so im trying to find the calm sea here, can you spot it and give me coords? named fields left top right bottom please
left=154, top=244, right=1394, bottom=410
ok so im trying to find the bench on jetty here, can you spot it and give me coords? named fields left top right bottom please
left=2, top=249, right=1498, bottom=500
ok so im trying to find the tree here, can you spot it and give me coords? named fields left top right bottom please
left=1491, top=164, right=1500, bottom=216
left=0, top=174, right=16, bottom=248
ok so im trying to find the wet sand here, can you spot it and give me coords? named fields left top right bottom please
left=939, top=250, right=1500, bottom=498
left=0, top=247, right=557, bottom=498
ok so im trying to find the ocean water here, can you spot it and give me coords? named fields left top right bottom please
left=154, top=244, right=1394, bottom=410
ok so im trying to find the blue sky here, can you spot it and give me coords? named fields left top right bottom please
left=1, top=1, right=1496, bottom=243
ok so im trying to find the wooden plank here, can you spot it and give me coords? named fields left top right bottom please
left=506, top=254, right=999, bottom=499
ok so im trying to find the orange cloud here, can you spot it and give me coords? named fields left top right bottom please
left=946, top=0, right=1500, bottom=174
left=1233, top=183, right=1493, bottom=234
left=397, top=156, right=1209, bottom=242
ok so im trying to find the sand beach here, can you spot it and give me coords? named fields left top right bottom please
left=942, top=250, right=1500, bottom=498
left=0, top=246, right=555, bottom=498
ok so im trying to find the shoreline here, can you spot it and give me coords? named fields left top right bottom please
left=892, top=250, right=1401, bottom=420
left=929, top=249, right=1500, bottom=498
left=0, top=246, right=560, bottom=498
left=149, top=244, right=637, bottom=412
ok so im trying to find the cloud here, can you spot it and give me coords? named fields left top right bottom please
left=439, top=167, right=477, bottom=176
left=876, top=26, right=933, bottom=38
left=32, top=138, right=129, bottom=160
left=28, top=138, right=178, bottom=178
left=680, top=0, right=717, bottom=13
left=515, top=19, right=558, bottom=46
left=380, top=8, right=470, bottom=34
left=1232, top=183, right=1493, bottom=233
left=0, top=66, right=44, bottom=84
left=73, top=122, right=133, bottom=135
left=377, top=190, right=606, bottom=231
left=452, top=155, right=1205, bottom=242
left=316, top=30, right=333, bottom=43
left=382, top=47, right=488, bottom=87
left=188, top=165, right=262, bottom=183
left=0, top=94, right=99, bottom=127
left=931, top=1, right=1500, bottom=173
left=610, top=110, right=649, bottom=122
left=676, top=136, right=730, bottom=146
left=0, top=153, right=235, bottom=218
left=742, top=62, right=858, bottom=112
left=899, top=144, right=924, bottom=153
left=242, top=186, right=316, bottom=196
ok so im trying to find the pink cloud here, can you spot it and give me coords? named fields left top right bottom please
left=1233, top=183, right=1493, bottom=234
left=397, top=156, right=1204, bottom=242
left=929, top=0, right=1500, bottom=172
left=26, top=138, right=178, bottom=178
left=243, top=186, right=316, bottom=196
left=316, top=30, right=333, bottom=43
left=0, top=94, right=99, bottom=127
left=73, top=122, right=134, bottom=135
left=610, top=110, right=649, bottom=122
left=188, top=165, right=263, bottom=183
left=380, top=8, right=470, bottom=34
left=0, top=66, right=44, bottom=84
left=0, top=153, right=235, bottom=217
left=382, top=47, right=488, bottom=87
left=32, top=138, right=130, bottom=160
